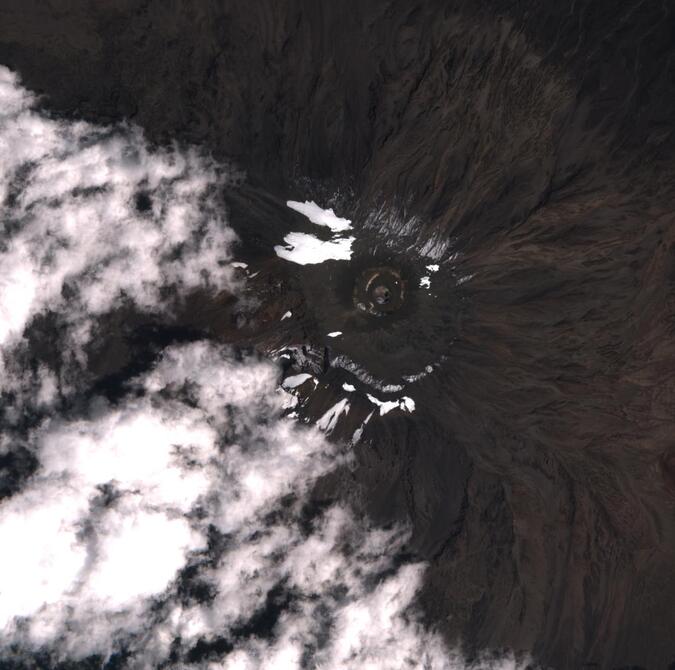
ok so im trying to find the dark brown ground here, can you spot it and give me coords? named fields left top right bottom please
left=2, top=1, right=675, bottom=668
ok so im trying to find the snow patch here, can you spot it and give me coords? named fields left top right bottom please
left=276, top=200, right=355, bottom=266
left=287, top=200, right=352, bottom=233
left=316, top=398, right=350, bottom=434
left=351, top=410, right=374, bottom=445
left=366, top=393, right=416, bottom=416
left=282, top=373, right=314, bottom=389
left=274, top=232, right=354, bottom=265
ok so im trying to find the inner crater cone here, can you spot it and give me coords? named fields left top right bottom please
left=353, top=266, right=405, bottom=316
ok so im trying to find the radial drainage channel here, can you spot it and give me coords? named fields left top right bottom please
left=353, top=266, right=405, bottom=316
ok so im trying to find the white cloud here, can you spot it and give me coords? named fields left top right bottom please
left=0, top=343, right=340, bottom=659
left=0, top=65, right=239, bottom=399
left=38, top=401, right=216, bottom=513
left=86, top=501, right=203, bottom=609
left=0, top=340, right=465, bottom=668
left=0, top=484, right=89, bottom=629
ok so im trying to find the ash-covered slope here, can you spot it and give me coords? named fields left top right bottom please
left=2, top=1, right=675, bottom=668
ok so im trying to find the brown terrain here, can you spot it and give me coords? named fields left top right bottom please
left=1, top=1, right=675, bottom=667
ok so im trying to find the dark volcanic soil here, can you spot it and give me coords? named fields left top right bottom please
left=2, top=1, right=675, bottom=668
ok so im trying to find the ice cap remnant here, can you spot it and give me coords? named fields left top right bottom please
left=274, top=201, right=355, bottom=265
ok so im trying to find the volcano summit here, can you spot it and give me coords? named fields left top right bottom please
left=1, top=2, right=675, bottom=669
